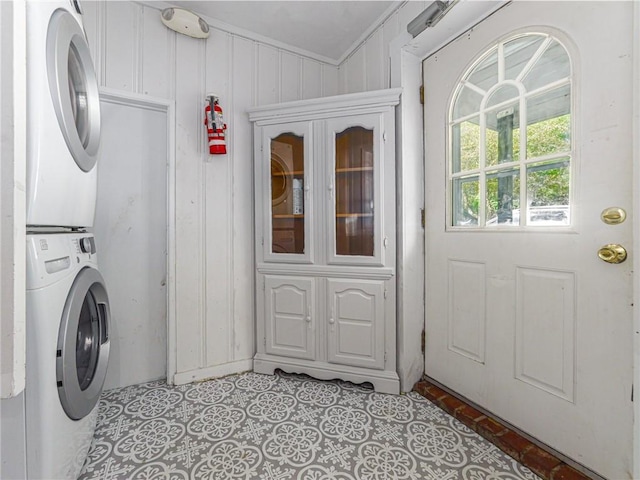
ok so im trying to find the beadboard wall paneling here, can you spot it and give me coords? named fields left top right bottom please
left=231, top=36, right=257, bottom=363
left=301, top=58, right=321, bottom=100
left=82, top=1, right=339, bottom=386
left=341, top=45, right=365, bottom=94
left=282, top=52, right=301, bottom=102
left=382, top=12, right=401, bottom=88
left=365, top=27, right=384, bottom=91
left=174, top=32, right=205, bottom=375
left=141, top=5, right=174, bottom=98
left=204, top=29, right=232, bottom=367
left=104, top=2, right=139, bottom=92
left=339, top=1, right=428, bottom=94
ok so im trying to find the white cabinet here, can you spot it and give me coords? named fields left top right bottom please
left=263, top=275, right=315, bottom=361
left=326, top=278, right=385, bottom=370
left=249, top=89, right=401, bottom=394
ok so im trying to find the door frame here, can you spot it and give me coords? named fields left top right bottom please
left=389, top=1, right=640, bottom=477
left=97, top=88, right=177, bottom=385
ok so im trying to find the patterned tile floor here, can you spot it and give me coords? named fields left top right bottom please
left=79, top=371, right=540, bottom=480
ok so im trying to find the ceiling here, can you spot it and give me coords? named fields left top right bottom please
left=170, top=1, right=400, bottom=62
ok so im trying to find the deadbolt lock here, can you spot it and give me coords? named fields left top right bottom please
left=598, top=244, right=627, bottom=264
left=601, top=207, right=627, bottom=225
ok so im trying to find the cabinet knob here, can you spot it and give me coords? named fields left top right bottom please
left=306, top=316, right=312, bottom=323
left=328, top=318, right=335, bottom=325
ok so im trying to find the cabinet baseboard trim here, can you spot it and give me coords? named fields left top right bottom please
left=254, top=355, right=400, bottom=395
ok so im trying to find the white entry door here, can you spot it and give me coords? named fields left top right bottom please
left=423, top=2, right=633, bottom=478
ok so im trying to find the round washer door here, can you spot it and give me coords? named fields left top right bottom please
left=47, top=9, right=101, bottom=172
left=57, top=267, right=110, bottom=420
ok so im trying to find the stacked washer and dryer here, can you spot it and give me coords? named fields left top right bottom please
left=22, top=1, right=111, bottom=478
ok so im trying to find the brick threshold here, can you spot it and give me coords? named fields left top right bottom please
left=413, top=378, right=596, bottom=480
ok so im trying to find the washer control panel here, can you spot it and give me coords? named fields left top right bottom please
left=71, top=236, right=96, bottom=255
left=79, top=236, right=96, bottom=254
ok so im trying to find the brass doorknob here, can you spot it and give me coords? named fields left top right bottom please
left=598, top=244, right=627, bottom=264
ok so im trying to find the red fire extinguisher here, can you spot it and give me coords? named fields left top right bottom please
left=204, top=94, right=227, bottom=154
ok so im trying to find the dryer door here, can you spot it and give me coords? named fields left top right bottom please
left=57, top=267, right=110, bottom=420
left=47, top=9, right=101, bottom=172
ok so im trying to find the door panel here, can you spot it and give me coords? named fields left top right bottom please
left=264, top=276, right=315, bottom=360
left=423, top=2, right=633, bottom=478
left=327, top=278, right=384, bottom=369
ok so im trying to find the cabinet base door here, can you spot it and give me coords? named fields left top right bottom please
left=264, top=276, right=315, bottom=360
left=326, top=278, right=385, bottom=370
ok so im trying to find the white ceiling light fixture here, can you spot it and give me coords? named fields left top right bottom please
left=161, top=7, right=210, bottom=39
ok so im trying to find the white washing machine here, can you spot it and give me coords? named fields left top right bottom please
left=26, top=0, right=102, bottom=228
left=25, top=232, right=110, bottom=479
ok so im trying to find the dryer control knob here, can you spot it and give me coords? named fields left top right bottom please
left=80, top=237, right=95, bottom=254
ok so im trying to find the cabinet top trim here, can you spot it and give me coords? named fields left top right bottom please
left=257, top=263, right=395, bottom=279
left=248, top=88, right=402, bottom=123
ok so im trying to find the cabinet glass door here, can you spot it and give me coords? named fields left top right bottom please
left=263, top=122, right=313, bottom=263
left=335, top=127, right=374, bottom=256
left=327, top=115, right=383, bottom=265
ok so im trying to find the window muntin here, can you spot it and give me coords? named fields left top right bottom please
left=449, top=33, right=572, bottom=228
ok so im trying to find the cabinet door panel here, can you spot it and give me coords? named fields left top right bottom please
left=327, top=279, right=385, bottom=369
left=265, top=276, right=315, bottom=360
left=262, top=122, right=313, bottom=264
left=326, top=114, right=384, bottom=266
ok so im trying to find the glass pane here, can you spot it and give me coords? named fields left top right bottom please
left=451, top=118, right=480, bottom=173
left=452, top=85, right=483, bottom=120
left=467, top=49, right=499, bottom=92
left=486, top=168, right=520, bottom=226
left=271, top=134, right=305, bottom=254
left=504, top=34, right=546, bottom=80
left=486, top=85, right=519, bottom=108
left=68, top=42, right=89, bottom=148
left=335, top=127, right=374, bottom=256
left=452, top=176, right=479, bottom=226
left=486, top=103, right=520, bottom=166
left=526, top=87, right=571, bottom=159
left=522, top=40, right=570, bottom=91
left=76, top=291, right=100, bottom=391
left=527, top=159, right=570, bottom=226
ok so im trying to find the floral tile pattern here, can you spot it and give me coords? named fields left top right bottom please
left=79, top=371, right=540, bottom=480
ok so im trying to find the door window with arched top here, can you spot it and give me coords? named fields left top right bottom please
left=449, top=32, right=572, bottom=228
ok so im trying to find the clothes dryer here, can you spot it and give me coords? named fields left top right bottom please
left=26, top=0, right=101, bottom=228
left=25, top=232, right=110, bottom=479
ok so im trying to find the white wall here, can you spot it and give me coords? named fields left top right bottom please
left=82, top=1, right=339, bottom=383
left=338, top=1, right=429, bottom=94
left=0, top=0, right=26, bottom=399
left=1, top=1, right=27, bottom=476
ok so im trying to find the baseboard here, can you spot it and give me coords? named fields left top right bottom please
left=172, top=359, right=253, bottom=385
